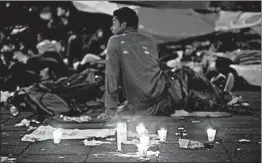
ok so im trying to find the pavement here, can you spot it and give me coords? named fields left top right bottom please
left=0, top=91, right=261, bottom=163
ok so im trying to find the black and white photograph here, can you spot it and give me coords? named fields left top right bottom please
left=0, top=1, right=261, bottom=162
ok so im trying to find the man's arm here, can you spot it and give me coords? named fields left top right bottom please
left=105, top=36, right=120, bottom=110
left=147, top=36, right=159, bottom=59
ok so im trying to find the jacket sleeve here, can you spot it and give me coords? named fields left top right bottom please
left=104, top=36, right=120, bottom=109
left=150, top=37, right=159, bottom=58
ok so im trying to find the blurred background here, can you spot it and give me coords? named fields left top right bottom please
left=0, top=1, right=261, bottom=92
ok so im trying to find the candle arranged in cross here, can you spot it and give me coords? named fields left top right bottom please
left=136, top=123, right=146, bottom=136
left=139, top=134, right=150, bottom=146
left=136, top=143, right=149, bottom=157
left=136, top=124, right=150, bottom=157
left=116, top=122, right=127, bottom=151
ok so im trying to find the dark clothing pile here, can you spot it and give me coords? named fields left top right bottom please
left=1, top=51, right=69, bottom=91
left=134, top=66, right=232, bottom=116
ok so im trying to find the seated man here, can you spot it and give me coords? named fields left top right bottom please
left=104, top=7, right=171, bottom=117
left=99, top=7, right=243, bottom=120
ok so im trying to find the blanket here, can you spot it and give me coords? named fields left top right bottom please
left=21, top=125, right=116, bottom=142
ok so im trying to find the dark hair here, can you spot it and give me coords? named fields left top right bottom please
left=113, top=7, right=139, bottom=29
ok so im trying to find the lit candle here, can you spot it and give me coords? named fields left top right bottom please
left=136, top=143, right=148, bottom=158
left=117, top=123, right=122, bottom=151
left=121, top=122, right=127, bottom=142
left=116, top=122, right=127, bottom=151
left=157, top=128, right=167, bottom=142
left=139, top=134, right=150, bottom=146
left=207, top=128, right=216, bottom=142
left=53, top=128, right=62, bottom=144
left=136, top=124, right=146, bottom=135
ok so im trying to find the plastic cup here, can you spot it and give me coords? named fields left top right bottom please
left=53, top=129, right=62, bottom=144
left=207, top=128, right=216, bottom=142
left=158, top=128, right=167, bottom=142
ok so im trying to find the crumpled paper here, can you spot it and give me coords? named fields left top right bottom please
left=0, top=156, right=16, bottom=162
left=14, top=119, right=38, bottom=132
left=0, top=91, right=14, bottom=103
left=178, top=138, right=204, bottom=149
left=1, top=156, right=8, bottom=162
left=93, top=150, right=160, bottom=159
left=14, top=119, right=41, bottom=127
left=60, top=115, right=92, bottom=123
left=14, top=119, right=30, bottom=127
left=82, top=139, right=112, bottom=146
left=31, top=119, right=40, bottom=124
left=238, top=139, right=251, bottom=143
left=106, top=138, right=116, bottom=141
left=175, top=132, right=187, bottom=136
left=192, top=120, right=200, bottom=123
left=21, top=125, right=116, bottom=142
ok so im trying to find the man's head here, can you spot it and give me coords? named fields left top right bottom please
left=111, top=7, right=139, bottom=35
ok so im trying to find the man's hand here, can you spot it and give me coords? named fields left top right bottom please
left=96, top=108, right=116, bottom=121
left=96, top=113, right=109, bottom=121
left=96, top=101, right=128, bottom=121
left=116, top=101, right=128, bottom=113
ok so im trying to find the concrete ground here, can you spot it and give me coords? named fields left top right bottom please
left=0, top=91, right=261, bottom=163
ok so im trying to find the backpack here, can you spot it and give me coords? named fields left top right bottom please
left=163, top=66, right=224, bottom=112
left=162, top=69, right=187, bottom=110
left=8, top=84, right=71, bottom=120
left=43, top=69, right=98, bottom=102
left=8, top=69, right=99, bottom=119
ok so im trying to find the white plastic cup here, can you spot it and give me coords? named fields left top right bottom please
left=53, top=129, right=62, bottom=144
left=207, top=128, right=216, bottom=142
left=158, top=128, right=167, bottom=142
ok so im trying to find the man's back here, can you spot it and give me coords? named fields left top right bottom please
left=106, top=30, right=166, bottom=111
